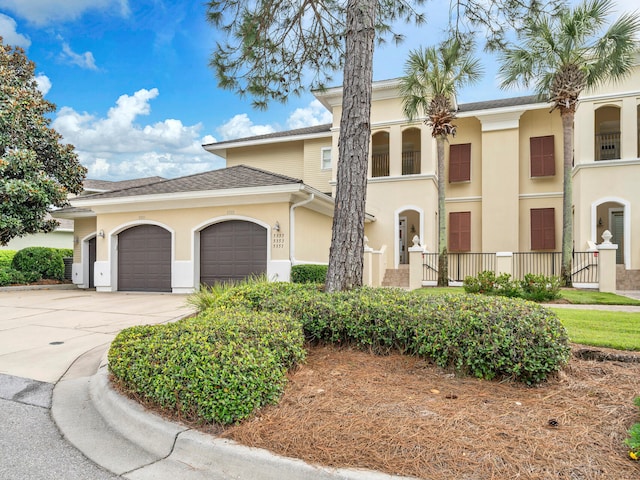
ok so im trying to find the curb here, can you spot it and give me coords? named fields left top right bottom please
left=54, top=348, right=416, bottom=480
left=0, top=283, right=77, bottom=292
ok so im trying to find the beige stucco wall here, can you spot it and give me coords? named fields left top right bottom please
left=92, top=203, right=291, bottom=263
left=303, top=138, right=333, bottom=193
left=517, top=196, right=563, bottom=252
left=445, top=116, right=483, bottom=199
left=73, top=217, right=97, bottom=262
left=226, top=142, right=304, bottom=179
left=445, top=200, right=483, bottom=252
left=292, top=207, right=333, bottom=263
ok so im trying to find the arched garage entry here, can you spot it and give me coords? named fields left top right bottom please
left=200, top=220, right=267, bottom=286
left=118, top=224, right=171, bottom=292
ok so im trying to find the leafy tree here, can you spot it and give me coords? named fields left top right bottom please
left=0, top=38, right=86, bottom=245
left=499, top=0, right=640, bottom=286
left=399, top=38, right=482, bottom=286
left=206, top=0, right=563, bottom=292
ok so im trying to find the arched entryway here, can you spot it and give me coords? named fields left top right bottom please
left=395, top=207, right=423, bottom=266
left=592, top=198, right=629, bottom=267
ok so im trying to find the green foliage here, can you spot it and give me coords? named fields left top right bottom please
left=290, top=264, right=327, bottom=284
left=12, top=246, right=64, bottom=280
left=109, top=308, right=305, bottom=425
left=0, top=267, right=41, bottom=286
left=463, top=271, right=560, bottom=302
left=625, top=397, right=640, bottom=460
left=211, top=282, right=570, bottom=384
left=0, top=250, right=16, bottom=268
left=0, top=40, right=86, bottom=245
left=59, top=248, right=73, bottom=258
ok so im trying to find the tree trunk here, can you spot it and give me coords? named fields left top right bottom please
left=560, top=110, right=574, bottom=287
left=436, top=135, right=448, bottom=286
left=325, top=0, right=376, bottom=292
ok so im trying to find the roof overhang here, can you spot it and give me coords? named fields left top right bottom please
left=203, top=130, right=331, bottom=158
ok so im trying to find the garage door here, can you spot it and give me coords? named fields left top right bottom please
left=118, top=225, right=171, bottom=292
left=200, top=220, right=267, bottom=286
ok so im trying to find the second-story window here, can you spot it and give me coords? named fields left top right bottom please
left=530, top=135, right=555, bottom=177
left=449, top=143, right=471, bottom=182
left=321, top=147, right=332, bottom=170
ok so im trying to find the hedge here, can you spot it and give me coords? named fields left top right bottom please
left=11, top=247, right=65, bottom=280
left=0, top=250, right=17, bottom=269
left=290, top=264, right=328, bottom=284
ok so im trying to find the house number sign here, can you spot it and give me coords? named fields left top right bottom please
left=272, top=233, right=285, bottom=249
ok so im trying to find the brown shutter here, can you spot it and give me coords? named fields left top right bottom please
left=530, top=136, right=555, bottom=177
left=449, top=211, right=471, bottom=252
left=531, top=208, right=555, bottom=250
left=449, top=143, right=471, bottom=182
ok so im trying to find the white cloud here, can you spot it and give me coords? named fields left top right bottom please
left=35, top=73, right=51, bottom=95
left=217, top=114, right=276, bottom=141
left=287, top=99, right=332, bottom=129
left=0, top=0, right=130, bottom=26
left=0, top=13, right=30, bottom=48
left=52, top=88, right=223, bottom=180
left=60, top=40, right=97, bottom=70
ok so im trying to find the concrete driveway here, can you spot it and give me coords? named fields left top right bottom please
left=0, top=287, right=194, bottom=383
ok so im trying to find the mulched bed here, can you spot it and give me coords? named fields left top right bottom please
left=216, top=344, right=640, bottom=480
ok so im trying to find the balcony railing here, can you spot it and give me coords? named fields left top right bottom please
left=595, top=132, right=620, bottom=161
left=423, top=251, right=598, bottom=284
left=402, top=151, right=421, bottom=175
left=371, top=153, right=389, bottom=177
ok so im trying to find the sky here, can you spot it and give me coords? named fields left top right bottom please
left=0, top=0, right=637, bottom=181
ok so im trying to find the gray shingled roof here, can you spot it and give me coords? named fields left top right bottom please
left=203, top=123, right=331, bottom=148
left=83, top=176, right=166, bottom=192
left=457, top=95, right=543, bottom=113
left=74, top=165, right=303, bottom=201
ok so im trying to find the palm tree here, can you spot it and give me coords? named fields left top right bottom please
left=399, top=38, right=482, bottom=287
left=499, top=0, right=640, bottom=286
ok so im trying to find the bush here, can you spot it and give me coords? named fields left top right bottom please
left=0, top=267, right=42, bottom=286
left=463, top=271, right=561, bottom=302
left=625, top=397, right=640, bottom=461
left=109, top=308, right=305, bottom=425
left=11, top=247, right=65, bottom=280
left=211, top=282, right=570, bottom=384
left=59, top=248, right=73, bottom=258
left=290, top=264, right=328, bottom=284
left=0, top=250, right=17, bottom=269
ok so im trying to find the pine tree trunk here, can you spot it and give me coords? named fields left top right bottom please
left=436, top=135, right=448, bottom=286
left=560, top=110, right=574, bottom=287
left=325, top=0, right=375, bottom=292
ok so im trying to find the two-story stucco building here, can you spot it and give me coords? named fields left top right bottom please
left=57, top=63, right=640, bottom=292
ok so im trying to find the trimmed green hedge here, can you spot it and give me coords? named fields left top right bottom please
left=290, top=264, right=328, bottom=284
left=109, top=308, right=305, bottom=425
left=463, top=271, right=561, bottom=302
left=0, top=268, right=41, bottom=286
left=0, top=250, right=17, bottom=269
left=11, top=247, right=65, bottom=280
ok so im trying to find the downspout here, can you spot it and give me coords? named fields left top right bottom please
left=289, top=193, right=315, bottom=265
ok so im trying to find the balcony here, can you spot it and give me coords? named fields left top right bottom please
left=371, top=153, right=389, bottom=177
left=595, top=131, right=620, bottom=161
left=402, top=151, right=421, bottom=175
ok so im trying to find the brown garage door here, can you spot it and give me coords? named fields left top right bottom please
left=200, top=220, right=267, bottom=286
left=118, top=225, right=171, bottom=292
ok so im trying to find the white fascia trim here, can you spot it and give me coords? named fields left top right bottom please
left=573, top=158, right=640, bottom=177
left=579, top=89, right=640, bottom=103
left=71, top=183, right=307, bottom=208
left=518, top=192, right=563, bottom=199
left=203, top=131, right=331, bottom=156
left=52, top=209, right=96, bottom=219
left=445, top=196, right=482, bottom=203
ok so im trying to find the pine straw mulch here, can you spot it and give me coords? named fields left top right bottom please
left=209, top=344, right=640, bottom=480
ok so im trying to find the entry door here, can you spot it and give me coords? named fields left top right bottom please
left=399, top=217, right=407, bottom=264
left=88, top=237, right=96, bottom=289
left=611, top=210, right=624, bottom=264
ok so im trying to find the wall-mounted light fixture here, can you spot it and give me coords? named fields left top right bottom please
left=73, top=235, right=79, bottom=245
left=98, top=229, right=105, bottom=238
left=598, top=217, right=603, bottom=227
left=273, top=221, right=280, bottom=232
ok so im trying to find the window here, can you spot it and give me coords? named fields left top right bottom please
left=321, top=147, right=332, bottom=170
left=530, top=136, right=555, bottom=177
left=530, top=208, right=555, bottom=250
left=449, top=211, right=471, bottom=252
left=449, top=143, right=471, bottom=182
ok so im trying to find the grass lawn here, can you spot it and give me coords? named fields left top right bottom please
left=559, top=288, right=640, bottom=305
left=551, top=308, right=640, bottom=351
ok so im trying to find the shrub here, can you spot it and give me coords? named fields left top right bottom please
left=11, top=247, right=64, bottom=280
left=0, top=250, right=17, bottom=269
left=59, top=248, right=73, bottom=258
left=0, top=267, right=42, bottom=286
left=464, top=271, right=560, bottom=302
left=520, top=273, right=561, bottom=302
left=290, top=264, right=328, bottom=284
left=109, top=308, right=305, bottom=425
left=625, top=397, right=640, bottom=461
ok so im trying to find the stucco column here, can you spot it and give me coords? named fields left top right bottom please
left=408, top=235, right=424, bottom=290
left=597, top=230, right=618, bottom=293
left=574, top=101, right=594, bottom=164
left=495, top=252, right=513, bottom=277
left=363, top=237, right=373, bottom=287
left=389, top=125, right=402, bottom=177
left=621, top=97, right=637, bottom=160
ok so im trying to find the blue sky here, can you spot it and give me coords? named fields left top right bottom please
left=0, top=0, right=636, bottom=180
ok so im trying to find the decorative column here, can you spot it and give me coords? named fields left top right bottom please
left=408, top=235, right=425, bottom=290
left=495, top=252, right=514, bottom=277
left=597, top=230, right=618, bottom=293
left=363, top=236, right=373, bottom=287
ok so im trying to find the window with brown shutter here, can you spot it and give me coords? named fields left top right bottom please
left=449, top=211, right=471, bottom=252
left=530, top=208, right=556, bottom=250
left=449, top=143, right=471, bottom=182
left=530, top=136, right=555, bottom=177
